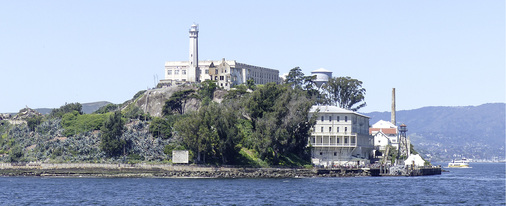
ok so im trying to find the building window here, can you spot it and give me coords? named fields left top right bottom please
left=167, top=70, right=172, bottom=75
left=321, top=116, right=324, bottom=121
left=337, top=138, right=340, bottom=143
left=334, top=152, right=337, bottom=156
left=345, top=116, right=348, bottom=122
left=320, top=152, right=323, bottom=155
left=175, top=70, right=179, bottom=75
left=345, top=127, right=348, bottom=133
left=337, top=116, right=340, bottom=121
left=329, top=116, right=332, bottom=122
left=182, top=70, right=186, bottom=75
left=205, top=69, right=209, bottom=74
left=182, top=79, right=186, bottom=82
left=351, top=137, right=356, bottom=144
left=337, top=127, right=340, bottom=133
left=320, top=127, right=323, bottom=133
left=220, top=76, right=224, bottom=80
left=345, top=137, right=348, bottom=144
left=312, top=137, right=315, bottom=144
left=329, top=127, right=332, bottom=132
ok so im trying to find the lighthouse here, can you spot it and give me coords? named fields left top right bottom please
left=189, top=24, right=199, bottom=82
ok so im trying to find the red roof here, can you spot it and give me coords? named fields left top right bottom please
left=369, top=128, right=397, bottom=135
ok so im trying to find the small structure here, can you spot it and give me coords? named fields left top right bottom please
left=308, top=105, right=373, bottom=167
left=172, top=150, right=189, bottom=164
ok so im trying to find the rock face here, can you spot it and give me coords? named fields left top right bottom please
left=13, top=108, right=42, bottom=120
left=133, top=85, right=226, bottom=117
left=134, top=86, right=199, bottom=117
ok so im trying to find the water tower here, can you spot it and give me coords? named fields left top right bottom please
left=311, top=68, right=332, bottom=87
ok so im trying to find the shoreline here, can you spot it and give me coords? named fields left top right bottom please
left=0, top=163, right=369, bottom=178
left=0, top=163, right=441, bottom=178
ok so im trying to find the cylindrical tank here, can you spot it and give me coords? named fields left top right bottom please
left=311, top=68, right=333, bottom=87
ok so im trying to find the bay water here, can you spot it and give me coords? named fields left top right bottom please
left=0, top=163, right=504, bottom=205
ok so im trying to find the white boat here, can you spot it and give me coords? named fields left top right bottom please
left=448, top=158, right=470, bottom=168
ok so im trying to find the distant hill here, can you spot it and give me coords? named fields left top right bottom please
left=364, top=103, right=506, bottom=161
left=34, top=101, right=113, bottom=115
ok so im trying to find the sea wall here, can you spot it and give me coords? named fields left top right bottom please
left=0, top=163, right=437, bottom=178
left=0, top=163, right=319, bottom=178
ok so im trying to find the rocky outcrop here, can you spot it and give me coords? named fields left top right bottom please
left=133, top=85, right=227, bottom=117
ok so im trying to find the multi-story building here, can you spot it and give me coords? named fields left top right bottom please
left=163, top=58, right=279, bottom=90
left=160, top=24, right=279, bottom=89
left=308, top=105, right=373, bottom=167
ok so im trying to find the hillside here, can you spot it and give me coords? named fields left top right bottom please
left=33, top=101, right=112, bottom=115
left=365, top=103, right=506, bottom=161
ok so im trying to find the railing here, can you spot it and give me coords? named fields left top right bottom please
left=311, top=142, right=357, bottom=147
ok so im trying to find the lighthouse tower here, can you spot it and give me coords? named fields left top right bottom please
left=189, top=24, right=199, bottom=82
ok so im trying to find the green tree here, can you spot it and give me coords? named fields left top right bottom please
left=162, top=89, right=196, bottom=115
left=284, top=67, right=306, bottom=88
left=149, top=116, right=176, bottom=139
left=322, top=76, right=366, bottom=111
left=26, top=115, right=43, bottom=132
left=284, top=67, right=321, bottom=102
left=94, top=103, right=119, bottom=114
left=199, top=80, right=217, bottom=106
left=9, top=146, right=24, bottom=162
left=100, top=111, right=126, bottom=157
left=49, top=102, right=83, bottom=119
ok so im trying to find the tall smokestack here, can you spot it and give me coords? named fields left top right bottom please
left=391, top=88, right=396, bottom=126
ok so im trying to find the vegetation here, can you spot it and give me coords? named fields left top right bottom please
left=49, top=103, right=83, bottom=119
left=100, top=111, right=126, bottom=157
left=322, top=76, right=366, bottom=111
left=0, top=70, right=373, bottom=166
left=61, top=111, right=108, bottom=137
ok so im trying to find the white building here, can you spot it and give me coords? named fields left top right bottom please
left=160, top=24, right=279, bottom=89
left=308, top=105, right=373, bottom=167
left=369, top=120, right=399, bottom=151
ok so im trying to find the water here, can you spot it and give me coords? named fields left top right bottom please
left=0, top=163, right=504, bottom=205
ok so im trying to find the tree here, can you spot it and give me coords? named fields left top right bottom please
left=284, top=67, right=305, bottom=88
left=49, top=102, right=83, bottom=119
left=322, top=76, right=366, bottom=111
left=149, top=116, right=176, bottom=139
left=100, top=111, right=126, bottom=157
left=26, top=115, right=43, bottom=132
left=284, top=67, right=320, bottom=101
left=162, top=89, right=196, bottom=115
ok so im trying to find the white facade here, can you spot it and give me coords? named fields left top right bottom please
left=162, top=59, right=279, bottom=90
left=161, top=25, right=279, bottom=89
left=370, top=120, right=399, bottom=150
left=308, top=105, right=373, bottom=167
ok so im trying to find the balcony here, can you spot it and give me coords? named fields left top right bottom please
left=310, top=142, right=357, bottom=147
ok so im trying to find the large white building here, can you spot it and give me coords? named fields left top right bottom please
left=308, top=105, right=373, bottom=167
left=160, top=24, right=279, bottom=89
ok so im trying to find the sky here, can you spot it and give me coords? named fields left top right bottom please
left=1, top=1, right=504, bottom=113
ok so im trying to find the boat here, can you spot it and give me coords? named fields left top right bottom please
left=448, top=158, right=470, bottom=168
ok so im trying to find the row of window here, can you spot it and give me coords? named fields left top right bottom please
left=316, top=126, right=348, bottom=133
left=311, top=136, right=356, bottom=144
left=321, top=115, right=348, bottom=122
left=167, top=70, right=187, bottom=75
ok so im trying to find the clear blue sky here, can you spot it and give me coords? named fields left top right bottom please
left=1, top=0, right=504, bottom=113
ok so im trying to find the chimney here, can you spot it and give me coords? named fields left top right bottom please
left=391, top=88, right=396, bottom=126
